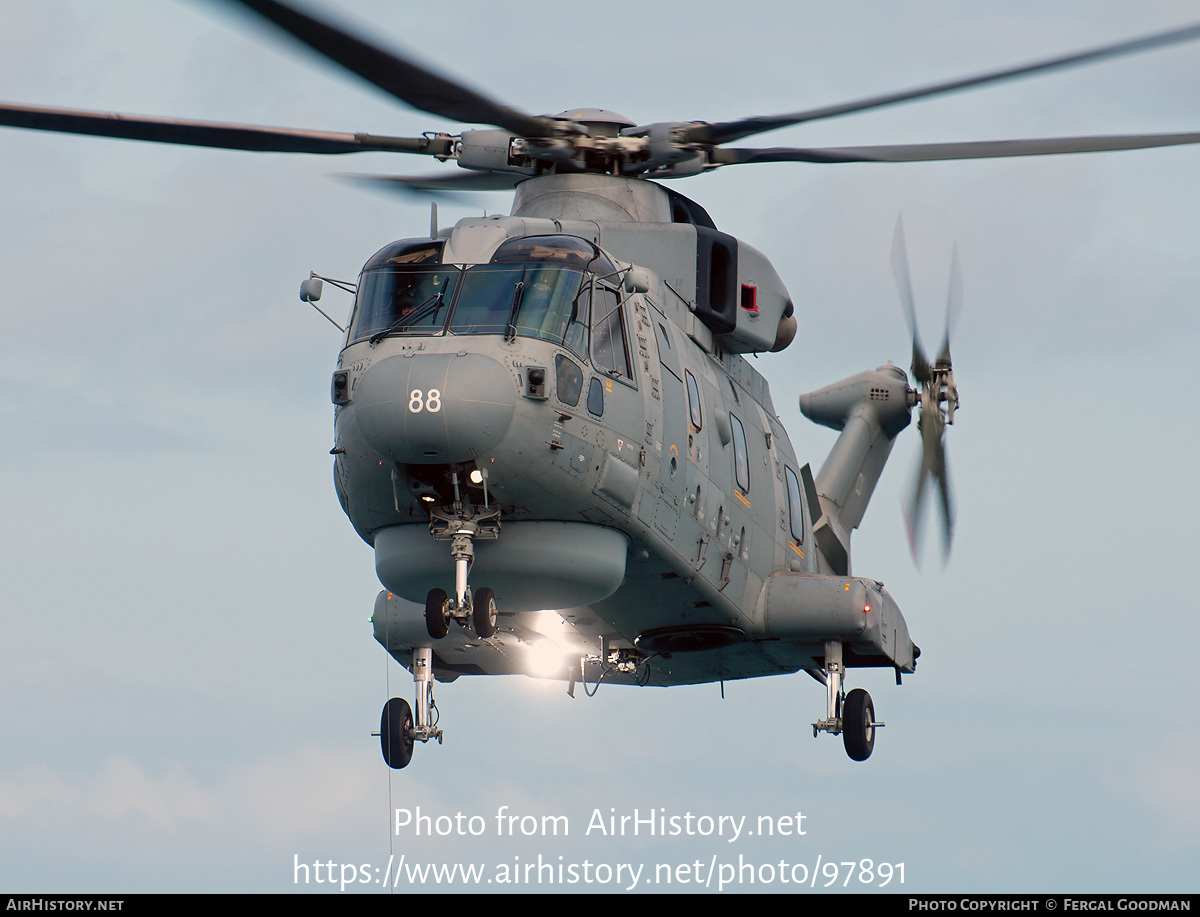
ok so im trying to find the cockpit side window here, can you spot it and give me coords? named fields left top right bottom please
left=591, top=283, right=631, bottom=378
left=555, top=354, right=583, bottom=407
left=587, top=377, right=605, bottom=416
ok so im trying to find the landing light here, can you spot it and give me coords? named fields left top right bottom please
left=420, top=495, right=436, bottom=503
left=527, top=640, right=567, bottom=678
left=469, top=469, right=484, bottom=485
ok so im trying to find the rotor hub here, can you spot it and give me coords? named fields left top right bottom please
left=549, top=109, right=636, bottom=138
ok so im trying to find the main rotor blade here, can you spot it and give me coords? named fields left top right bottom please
left=222, top=0, right=553, bottom=138
left=691, top=21, right=1200, bottom=145
left=0, top=101, right=449, bottom=155
left=712, top=131, right=1200, bottom=165
left=342, top=171, right=528, bottom=196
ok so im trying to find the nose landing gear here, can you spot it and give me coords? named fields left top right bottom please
left=811, top=641, right=885, bottom=762
left=423, top=504, right=502, bottom=640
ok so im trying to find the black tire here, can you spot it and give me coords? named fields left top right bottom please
left=473, top=586, right=497, bottom=638
left=425, top=588, right=450, bottom=639
left=380, top=697, right=415, bottom=769
left=842, top=688, right=875, bottom=762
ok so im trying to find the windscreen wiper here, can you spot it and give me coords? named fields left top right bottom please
left=504, top=281, right=525, bottom=342
left=369, top=290, right=445, bottom=344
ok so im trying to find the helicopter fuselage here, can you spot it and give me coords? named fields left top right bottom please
left=329, top=174, right=916, bottom=693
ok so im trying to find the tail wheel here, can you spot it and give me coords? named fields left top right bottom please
left=380, top=697, right=415, bottom=769
left=473, top=587, right=497, bottom=638
left=842, top=688, right=876, bottom=762
left=425, top=588, right=450, bottom=639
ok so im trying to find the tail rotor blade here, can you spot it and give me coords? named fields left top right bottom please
left=906, top=411, right=955, bottom=564
left=891, top=216, right=932, bottom=382
left=898, top=231, right=961, bottom=566
left=904, top=456, right=931, bottom=564
left=938, top=245, right=963, bottom=366
left=934, top=444, right=954, bottom=562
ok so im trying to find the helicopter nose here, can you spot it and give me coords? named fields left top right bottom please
left=352, top=352, right=517, bottom=464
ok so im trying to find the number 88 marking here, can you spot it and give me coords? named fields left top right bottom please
left=408, top=389, right=442, bottom=413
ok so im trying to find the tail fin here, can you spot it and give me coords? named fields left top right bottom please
left=799, top=364, right=912, bottom=575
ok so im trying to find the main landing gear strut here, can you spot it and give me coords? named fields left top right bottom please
left=811, top=641, right=884, bottom=762
left=379, top=647, right=443, bottom=770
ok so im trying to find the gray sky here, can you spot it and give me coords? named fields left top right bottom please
left=1, top=0, right=1198, bottom=894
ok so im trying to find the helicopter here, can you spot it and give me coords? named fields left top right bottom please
left=5, top=1, right=1199, bottom=768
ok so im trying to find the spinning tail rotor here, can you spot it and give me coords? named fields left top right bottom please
left=891, top=218, right=961, bottom=563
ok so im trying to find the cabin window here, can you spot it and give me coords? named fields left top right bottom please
left=656, top=323, right=671, bottom=352
left=587, top=377, right=604, bottom=417
left=555, top=354, right=583, bottom=407
left=730, top=413, right=749, bottom=493
left=591, top=284, right=631, bottom=378
left=784, top=466, right=804, bottom=543
left=685, top=371, right=703, bottom=431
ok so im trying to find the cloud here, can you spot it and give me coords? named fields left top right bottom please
left=0, top=748, right=378, bottom=851
left=1133, top=732, right=1200, bottom=840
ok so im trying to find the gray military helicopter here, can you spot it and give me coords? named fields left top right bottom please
left=6, top=1, right=1200, bottom=764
